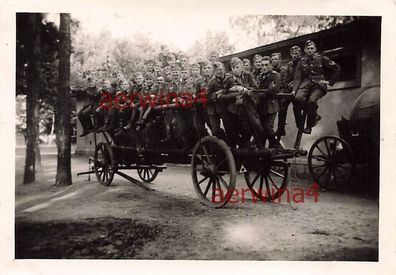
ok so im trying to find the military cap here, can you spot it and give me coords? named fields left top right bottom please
left=261, top=56, right=271, bottom=62
left=242, top=58, right=251, bottom=65
left=145, top=71, right=155, bottom=80
left=230, top=57, right=243, bottom=67
left=271, top=52, right=282, bottom=59
left=135, top=71, right=144, bottom=78
left=213, top=61, right=225, bottom=69
left=201, top=59, right=213, bottom=67
left=290, top=45, right=301, bottom=52
left=253, top=54, right=263, bottom=62
left=190, top=63, right=200, bottom=69
left=146, top=59, right=155, bottom=65
left=305, top=40, right=316, bottom=48
left=119, top=78, right=129, bottom=85
left=170, top=63, right=180, bottom=72
left=208, top=50, right=218, bottom=56
left=180, top=63, right=190, bottom=71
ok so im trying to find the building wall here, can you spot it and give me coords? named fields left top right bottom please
left=281, top=45, right=380, bottom=150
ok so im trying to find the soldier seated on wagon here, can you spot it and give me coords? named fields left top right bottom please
left=124, top=72, right=145, bottom=130
left=292, top=40, right=341, bottom=134
left=78, top=77, right=99, bottom=137
left=93, top=79, right=113, bottom=132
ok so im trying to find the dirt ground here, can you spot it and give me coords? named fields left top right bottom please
left=15, top=146, right=378, bottom=260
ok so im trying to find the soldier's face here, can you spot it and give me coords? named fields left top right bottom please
left=210, top=54, right=218, bottom=61
left=203, top=64, right=214, bottom=77
left=215, top=66, right=225, bottom=78
left=136, top=75, right=144, bottom=85
left=102, top=80, right=111, bottom=90
left=243, top=63, right=250, bottom=71
left=191, top=67, right=200, bottom=77
left=147, top=64, right=154, bottom=71
left=120, top=82, right=129, bottom=91
left=290, top=50, right=301, bottom=60
left=181, top=57, right=188, bottom=63
left=172, top=70, right=180, bottom=80
left=271, top=55, right=280, bottom=66
left=146, top=77, right=154, bottom=86
left=161, top=46, right=169, bottom=56
left=157, top=76, right=165, bottom=84
left=254, top=59, right=262, bottom=69
left=261, top=61, right=272, bottom=73
left=305, top=45, right=317, bottom=56
left=181, top=70, right=190, bottom=80
left=231, top=64, right=243, bottom=76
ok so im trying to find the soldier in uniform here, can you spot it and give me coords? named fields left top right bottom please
left=256, top=56, right=281, bottom=148
left=146, top=59, right=156, bottom=74
left=206, top=61, right=231, bottom=142
left=252, top=54, right=263, bottom=82
left=114, top=78, right=132, bottom=133
left=272, top=50, right=296, bottom=137
left=243, top=58, right=252, bottom=72
left=78, top=77, right=99, bottom=137
left=124, top=72, right=145, bottom=130
left=208, top=50, right=219, bottom=62
left=163, top=65, right=173, bottom=83
left=188, top=62, right=210, bottom=138
left=219, top=57, right=262, bottom=148
left=292, top=40, right=341, bottom=134
left=136, top=71, right=159, bottom=130
left=94, top=79, right=113, bottom=132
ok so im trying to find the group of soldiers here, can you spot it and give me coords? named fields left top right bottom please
left=78, top=40, right=341, bottom=150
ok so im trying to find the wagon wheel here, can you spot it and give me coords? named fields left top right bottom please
left=308, top=135, right=355, bottom=190
left=94, top=142, right=116, bottom=186
left=191, top=136, right=236, bottom=208
left=244, top=160, right=289, bottom=202
left=137, top=168, right=159, bottom=183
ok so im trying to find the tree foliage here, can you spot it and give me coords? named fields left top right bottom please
left=229, top=15, right=359, bottom=50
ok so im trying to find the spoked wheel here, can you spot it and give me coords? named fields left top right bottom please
left=94, top=142, right=116, bottom=186
left=137, top=168, right=159, bottom=183
left=191, top=136, right=236, bottom=208
left=244, top=160, right=289, bottom=202
left=308, top=135, right=355, bottom=190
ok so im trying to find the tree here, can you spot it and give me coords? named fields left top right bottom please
left=18, top=13, right=42, bottom=184
left=55, top=13, right=72, bottom=186
left=229, top=15, right=359, bottom=51
left=186, top=30, right=235, bottom=60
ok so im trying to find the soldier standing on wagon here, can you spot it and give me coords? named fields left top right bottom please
left=256, top=56, right=281, bottom=148
left=206, top=61, right=230, bottom=142
left=214, top=57, right=263, bottom=148
left=292, top=40, right=341, bottom=134
left=252, top=54, right=263, bottom=82
left=274, top=47, right=301, bottom=137
left=243, top=58, right=252, bottom=72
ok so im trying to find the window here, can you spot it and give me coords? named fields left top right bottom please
left=323, top=46, right=362, bottom=90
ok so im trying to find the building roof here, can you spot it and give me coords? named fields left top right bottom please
left=220, top=17, right=381, bottom=65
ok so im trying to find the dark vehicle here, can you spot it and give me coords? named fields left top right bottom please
left=307, top=87, right=380, bottom=190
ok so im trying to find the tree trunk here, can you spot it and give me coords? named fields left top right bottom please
left=23, top=13, right=42, bottom=184
left=55, top=13, right=72, bottom=186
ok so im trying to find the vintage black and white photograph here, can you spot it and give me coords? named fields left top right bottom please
left=9, top=2, right=384, bottom=265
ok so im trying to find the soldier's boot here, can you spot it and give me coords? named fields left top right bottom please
left=92, top=114, right=102, bottom=132
left=275, top=110, right=287, bottom=136
left=293, top=106, right=304, bottom=130
left=79, top=115, right=91, bottom=137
